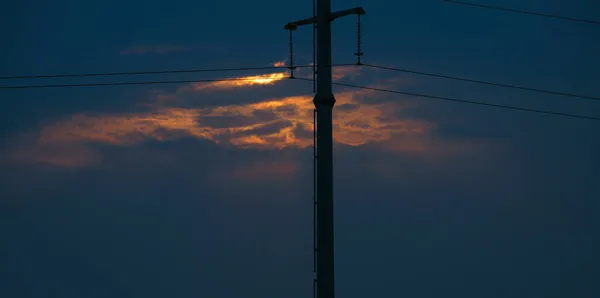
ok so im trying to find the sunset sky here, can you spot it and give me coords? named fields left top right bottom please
left=1, top=0, right=599, bottom=297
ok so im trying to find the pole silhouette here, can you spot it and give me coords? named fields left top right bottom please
left=284, top=3, right=365, bottom=298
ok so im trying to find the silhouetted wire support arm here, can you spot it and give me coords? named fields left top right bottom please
left=443, top=0, right=600, bottom=25
left=284, top=7, right=365, bottom=30
left=363, top=64, right=600, bottom=102
left=294, top=77, right=600, bottom=121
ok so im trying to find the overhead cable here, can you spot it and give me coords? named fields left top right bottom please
left=444, top=0, right=600, bottom=25
left=363, top=63, right=600, bottom=101
left=0, top=77, right=282, bottom=89
left=296, top=78, right=600, bottom=121
left=0, top=64, right=354, bottom=80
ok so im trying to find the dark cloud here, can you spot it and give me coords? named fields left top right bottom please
left=335, top=102, right=360, bottom=113
left=120, top=44, right=192, bottom=55
left=292, top=122, right=313, bottom=141
left=196, top=109, right=279, bottom=129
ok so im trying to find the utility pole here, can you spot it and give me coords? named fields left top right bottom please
left=284, top=3, right=365, bottom=298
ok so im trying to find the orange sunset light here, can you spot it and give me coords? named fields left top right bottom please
left=189, top=72, right=288, bottom=91
left=19, top=70, right=433, bottom=167
left=35, top=90, right=430, bottom=152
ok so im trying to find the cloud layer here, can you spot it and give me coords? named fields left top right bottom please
left=4, top=65, right=484, bottom=169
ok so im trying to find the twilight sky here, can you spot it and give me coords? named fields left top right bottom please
left=1, top=0, right=599, bottom=297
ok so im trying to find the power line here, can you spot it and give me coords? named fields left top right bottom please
left=0, top=64, right=354, bottom=80
left=443, top=0, right=600, bottom=25
left=363, top=63, right=600, bottom=101
left=0, top=77, right=288, bottom=89
left=4, top=69, right=599, bottom=121
left=4, top=63, right=599, bottom=121
left=6, top=62, right=598, bottom=103
left=295, top=78, right=600, bottom=121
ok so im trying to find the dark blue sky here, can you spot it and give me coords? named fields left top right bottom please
left=1, top=0, right=599, bottom=297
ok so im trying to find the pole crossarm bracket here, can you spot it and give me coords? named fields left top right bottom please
left=284, top=7, right=366, bottom=30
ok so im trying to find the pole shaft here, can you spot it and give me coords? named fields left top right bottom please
left=313, top=0, right=335, bottom=298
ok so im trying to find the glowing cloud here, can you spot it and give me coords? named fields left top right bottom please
left=172, top=64, right=359, bottom=94
left=186, top=72, right=288, bottom=91
left=273, top=61, right=286, bottom=67
left=32, top=89, right=430, bottom=157
left=13, top=67, right=438, bottom=167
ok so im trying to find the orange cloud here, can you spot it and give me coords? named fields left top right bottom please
left=181, top=72, right=289, bottom=92
left=273, top=60, right=286, bottom=67
left=11, top=66, right=444, bottom=167
left=282, top=64, right=361, bottom=81
left=28, top=89, right=430, bottom=166
left=168, top=65, right=359, bottom=95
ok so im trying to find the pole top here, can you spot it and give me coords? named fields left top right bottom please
left=283, top=7, right=365, bottom=30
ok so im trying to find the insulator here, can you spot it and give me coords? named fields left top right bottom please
left=354, top=14, right=364, bottom=65
left=288, top=29, right=297, bottom=78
